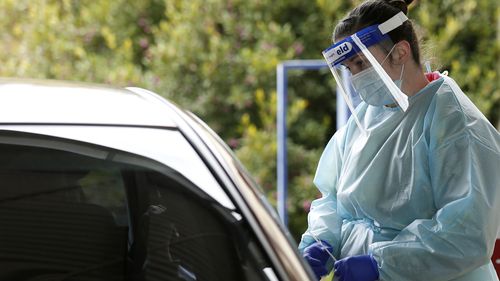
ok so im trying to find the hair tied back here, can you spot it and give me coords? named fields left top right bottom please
left=385, top=0, right=413, bottom=15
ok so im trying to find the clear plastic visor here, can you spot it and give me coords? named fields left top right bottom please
left=337, top=40, right=409, bottom=106
left=322, top=11, right=409, bottom=134
left=323, top=38, right=409, bottom=134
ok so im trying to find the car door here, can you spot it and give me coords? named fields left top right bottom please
left=0, top=127, right=281, bottom=281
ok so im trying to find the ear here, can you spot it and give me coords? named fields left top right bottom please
left=391, top=40, right=411, bottom=65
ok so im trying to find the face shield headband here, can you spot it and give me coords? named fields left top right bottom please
left=322, top=12, right=409, bottom=134
left=324, top=12, right=409, bottom=67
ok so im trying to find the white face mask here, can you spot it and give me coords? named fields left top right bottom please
left=350, top=46, right=405, bottom=107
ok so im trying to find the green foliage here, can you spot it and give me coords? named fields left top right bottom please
left=414, top=0, right=500, bottom=126
left=145, top=0, right=298, bottom=137
left=0, top=0, right=497, bottom=243
left=0, top=0, right=153, bottom=84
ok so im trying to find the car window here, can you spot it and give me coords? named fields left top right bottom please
left=0, top=125, right=235, bottom=210
left=0, top=130, right=273, bottom=281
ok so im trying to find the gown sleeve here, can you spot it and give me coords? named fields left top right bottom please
left=298, top=126, right=348, bottom=259
left=369, top=82, right=500, bottom=280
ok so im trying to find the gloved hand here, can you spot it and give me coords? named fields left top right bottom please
left=302, top=240, right=334, bottom=280
left=334, top=254, right=379, bottom=281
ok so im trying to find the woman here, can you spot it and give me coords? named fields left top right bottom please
left=299, top=0, right=500, bottom=280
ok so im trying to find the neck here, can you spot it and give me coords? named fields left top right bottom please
left=401, top=63, right=430, bottom=96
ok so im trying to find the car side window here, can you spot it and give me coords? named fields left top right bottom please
left=0, top=131, right=272, bottom=281
left=124, top=170, right=269, bottom=281
left=0, top=142, right=129, bottom=281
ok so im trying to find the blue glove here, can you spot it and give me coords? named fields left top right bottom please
left=302, top=240, right=334, bottom=280
left=334, top=254, right=379, bottom=281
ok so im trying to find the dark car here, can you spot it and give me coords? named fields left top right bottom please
left=0, top=79, right=313, bottom=281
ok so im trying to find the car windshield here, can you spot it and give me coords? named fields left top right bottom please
left=0, top=130, right=272, bottom=281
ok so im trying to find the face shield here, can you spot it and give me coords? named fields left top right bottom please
left=323, top=12, right=410, bottom=134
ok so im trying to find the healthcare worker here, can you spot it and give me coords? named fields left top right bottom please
left=299, top=0, right=500, bottom=281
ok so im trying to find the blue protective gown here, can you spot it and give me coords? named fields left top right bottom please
left=299, top=76, right=500, bottom=281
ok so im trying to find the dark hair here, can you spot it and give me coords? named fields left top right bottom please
left=333, top=0, right=421, bottom=65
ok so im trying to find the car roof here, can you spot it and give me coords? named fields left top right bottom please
left=0, top=78, right=178, bottom=127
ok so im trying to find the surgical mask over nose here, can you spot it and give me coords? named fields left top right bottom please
left=351, top=67, right=393, bottom=106
left=322, top=11, right=409, bottom=133
left=351, top=48, right=405, bottom=107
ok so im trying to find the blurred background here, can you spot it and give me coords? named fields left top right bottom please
left=0, top=0, right=498, bottom=242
